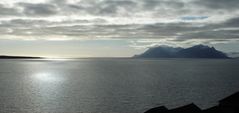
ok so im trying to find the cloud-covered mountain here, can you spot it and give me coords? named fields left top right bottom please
left=134, top=45, right=229, bottom=59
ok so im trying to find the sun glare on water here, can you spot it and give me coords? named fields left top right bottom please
left=33, top=73, right=63, bottom=82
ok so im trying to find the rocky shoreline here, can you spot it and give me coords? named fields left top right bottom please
left=144, top=92, right=239, bottom=113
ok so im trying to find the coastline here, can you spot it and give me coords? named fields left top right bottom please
left=144, top=91, right=239, bottom=113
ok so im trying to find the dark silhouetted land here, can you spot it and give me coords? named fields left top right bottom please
left=144, top=91, right=239, bottom=113
left=0, top=55, right=42, bottom=59
left=134, top=45, right=229, bottom=59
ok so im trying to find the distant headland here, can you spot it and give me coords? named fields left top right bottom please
left=134, top=45, right=230, bottom=59
left=0, top=55, right=42, bottom=59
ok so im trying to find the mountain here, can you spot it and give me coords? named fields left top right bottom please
left=134, top=45, right=229, bottom=59
left=133, top=45, right=183, bottom=58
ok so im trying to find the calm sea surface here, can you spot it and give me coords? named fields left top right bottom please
left=0, top=58, right=239, bottom=113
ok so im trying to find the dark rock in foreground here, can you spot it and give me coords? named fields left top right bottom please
left=145, top=106, right=168, bottom=113
left=135, top=45, right=229, bottom=59
left=144, top=92, right=239, bottom=113
left=169, top=103, right=201, bottom=113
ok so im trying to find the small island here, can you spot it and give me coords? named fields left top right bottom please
left=134, top=45, right=229, bottom=59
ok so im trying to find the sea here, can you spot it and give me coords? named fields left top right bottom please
left=0, top=58, right=239, bottom=113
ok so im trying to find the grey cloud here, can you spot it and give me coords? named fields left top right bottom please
left=0, top=4, right=20, bottom=16
left=87, top=0, right=186, bottom=17
left=18, top=3, right=58, bottom=16
left=1, top=17, right=239, bottom=41
left=0, top=0, right=238, bottom=43
left=194, top=0, right=239, bottom=10
left=221, top=17, right=239, bottom=27
left=66, top=0, right=137, bottom=16
left=177, top=30, right=239, bottom=41
left=0, top=18, right=109, bottom=38
left=142, top=0, right=185, bottom=10
left=9, top=0, right=237, bottom=18
left=0, top=19, right=51, bottom=29
left=0, top=0, right=238, bottom=18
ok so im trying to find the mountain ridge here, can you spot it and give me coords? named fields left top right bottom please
left=134, top=45, right=229, bottom=59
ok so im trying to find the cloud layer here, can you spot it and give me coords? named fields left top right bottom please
left=0, top=0, right=239, bottom=47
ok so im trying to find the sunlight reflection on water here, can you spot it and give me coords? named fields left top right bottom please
left=33, top=72, right=63, bottom=82
left=1, top=59, right=239, bottom=113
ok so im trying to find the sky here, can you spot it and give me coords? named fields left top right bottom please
left=0, top=0, right=239, bottom=58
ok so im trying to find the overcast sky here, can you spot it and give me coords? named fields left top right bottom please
left=0, top=0, right=239, bottom=57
